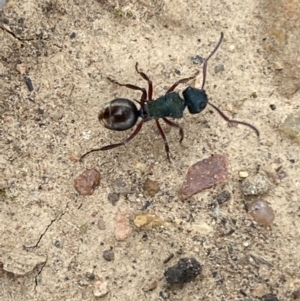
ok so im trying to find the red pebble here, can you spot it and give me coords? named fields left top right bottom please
left=74, top=168, right=101, bottom=195
left=179, top=154, right=228, bottom=199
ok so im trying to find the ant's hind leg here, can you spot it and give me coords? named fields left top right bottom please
left=162, top=118, right=184, bottom=143
left=107, top=77, right=147, bottom=103
left=135, top=63, right=153, bottom=100
left=80, top=121, right=144, bottom=161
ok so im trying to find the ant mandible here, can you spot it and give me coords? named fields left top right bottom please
left=80, top=32, right=259, bottom=162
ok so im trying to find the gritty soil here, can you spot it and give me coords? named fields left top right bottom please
left=1, top=0, right=300, bottom=300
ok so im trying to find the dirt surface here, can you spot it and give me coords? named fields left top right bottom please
left=1, top=0, right=300, bottom=300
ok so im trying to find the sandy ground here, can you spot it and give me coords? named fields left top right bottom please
left=1, top=0, right=300, bottom=300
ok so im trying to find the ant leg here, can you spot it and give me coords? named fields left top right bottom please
left=135, top=63, right=153, bottom=100
left=162, top=118, right=184, bottom=143
left=208, top=102, right=260, bottom=137
left=108, top=77, right=147, bottom=103
left=155, top=120, right=171, bottom=162
left=80, top=121, right=144, bottom=160
left=166, top=72, right=199, bottom=93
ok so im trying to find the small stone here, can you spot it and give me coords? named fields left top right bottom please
left=270, top=104, right=276, bottom=110
left=97, top=217, right=106, bottom=230
left=54, top=240, right=63, bottom=248
left=247, top=200, right=275, bottom=226
left=228, top=44, right=235, bottom=52
left=164, top=258, right=202, bottom=285
left=239, top=171, right=249, bottom=178
left=143, top=280, right=157, bottom=292
left=114, top=211, right=132, bottom=241
left=133, top=213, right=164, bottom=230
left=214, top=64, right=224, bottom=74
left=241, top=174, right=270, bottom=196
left=143, top=178, right=160, bottom=197
left=93, top=279, right=109, bottom=297
left=215, top=190, right=231, bottom=204
left=16, top=63, right=28, bottom=75
left=86, top=272, right=96, bottom=281
left=261, top=293, right=279, bottom=301
left=74, top=169, right=100, bottom=195
left=159, top=291, right=170, bottom=299
left=190, top=55, right=204, bottom=65
left=279, top=112, right=300, bottom=143
left=103, top=249, right=114, bottom=262
left=274, top=61, right=284, bottom=70
left=179, top=155, right=228, bottom=199
left=70, top=32, right=76, bottom=39
left=113, top=178, right=131, bottom=194
left=107, top=192, right=120, bottom=205
left=250, top=92, right=258, bottom=98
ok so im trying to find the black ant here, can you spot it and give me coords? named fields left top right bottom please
left=80, top=32, right=259, bottom=161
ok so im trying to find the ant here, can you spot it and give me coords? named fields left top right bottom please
left=80, top=32, right=259, bottom=162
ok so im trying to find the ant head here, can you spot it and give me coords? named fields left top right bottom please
left=99, top=98, right=139, bottom=131
left=183, top=87, right=208, bottom=114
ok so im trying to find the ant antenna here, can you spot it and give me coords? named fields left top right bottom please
left=208, top=102, right=260, bottom=136
left=201, top=33, right=259, bottom=136
left=202, top=32, right=224, bottom=90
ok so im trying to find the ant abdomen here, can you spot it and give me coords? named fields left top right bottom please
left=98, top=98, right=139, bottom=131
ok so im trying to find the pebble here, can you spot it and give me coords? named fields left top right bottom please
left=241, top=174, right=270, bottom=196
left=179, top=155, right=228, bottom=199
left=279, top=112, right=300, bottom=143
left=107, top=192, right=120, bottom=205
left=190, top=55, right=204, bottom=65
left=103, top=249, right=114, bottom=262
left=239, top=171, right=249, bottom=178
left=261, top=294, right=279, bottom=301
left=214, top=64, right=225, bottom=74
left=114, top=211, right=132, bottom=241
left=143, top=178, right=160, bottom=197
left=143, top=280, right=157, bottom=292
left=97, top=217, right=106, bottom=230
left=228, top=44, right=235, bottom=52
left=74, top=169, right=100, bottom=196
left=93, top=279, right=109, bottom=297
left=164, top=257, right=202, bottom=285
left=113, top=178, right=131, bottom=194
left=247, top=200, right=275, bottom=226
left=215, top=190, right=231, bottom=204
left=133, top=213, right=164, bottom=230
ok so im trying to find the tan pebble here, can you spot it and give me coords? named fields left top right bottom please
left=134, top=213, right=164, bottom=230
left=239, top=171, right=249, bottom=178
left=93, top=280, right=109, bottom=297
left=114, top=212, right=132, bottom=241
left=143, top=178, right=160, bottom=197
